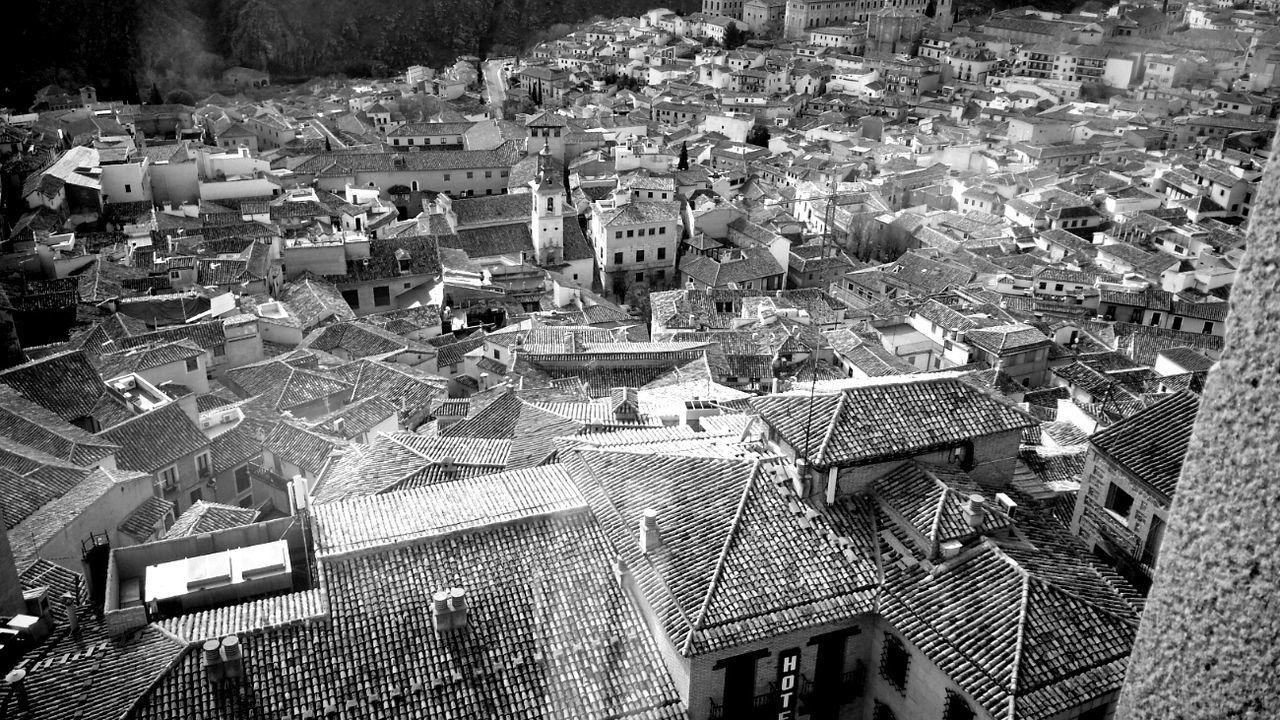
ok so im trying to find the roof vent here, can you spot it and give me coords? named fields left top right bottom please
left=432, top=587, right=469, bottom=632
left=203, top=638, right=224, bottom=683
left=332, top=417, right=347, bottom=436
left=640, top=508, right=662, bottom=553
left=5, top=668, right=28, bottom=712
left=439, top=456, right=457, bottom=475
left=962, top=494, right=987, bottom=529
left=220, top=635, right=244, bottom=680
left=940, top=539, right=964, bottom=559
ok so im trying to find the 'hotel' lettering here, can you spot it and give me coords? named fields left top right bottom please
left=775, top=648, right=801, bottom=720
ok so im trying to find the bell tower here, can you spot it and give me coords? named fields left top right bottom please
left=934, top=0, right=954, bottom=32
left=529, top=145, right=565, bottom=265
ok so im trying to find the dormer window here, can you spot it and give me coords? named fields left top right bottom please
left=395, top=248, right=412, bottom=273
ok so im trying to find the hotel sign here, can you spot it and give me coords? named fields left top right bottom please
left=775, top=647, right=801, bottom=719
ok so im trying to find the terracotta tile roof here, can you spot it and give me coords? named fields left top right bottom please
left=0, top=385, right=119, bottom=466
left=333, top=358, right=445, bottom=415
left=966, top=323, right=1052, bottom=354
left=750, top=375, right=1037, bottom=468
left=263, top=421, right=346, bottom=477
left=302, top=320, right=426, bottom=358
left=8, top=466, right=148, bottom=566
left=154, top=588, right=328, bottom=644
left=165, top=500, right=259, bottom=538
left=564, top=449, right=879, bottom=656
left=98, top=403, right=210, bottom=473
left=97, top=339, right=205, bottom=380
left=313, top=463, right=584, bottom=558
left=309, top=395, right=398, bottom=438
left=440, top=391, right=583, bottom=468
left=227, top=360, right=353, bottom=412
left=0, top=458, right=90, bottom=530
left=18, top=558, right=85, bottom=604
left=117, top=495, right=175, bottom=542
left=114, top=320, right=227, bottom=354
left=208, top=417, right=265, bottom=476
left=278, top=274, right=357, bottom=329
left=0, top=350, right=109, bottom=423
left=293, top=142, right=521, bottom=175
left=1013, top=446, right=1087, bottom=501
left=1089, top=391, right=1199, bottom=500
left=137, top=509, right=684, bottom=720
left=874, top=462, right=1014, bottom=556
left=0, top=622, right=185, bottom=720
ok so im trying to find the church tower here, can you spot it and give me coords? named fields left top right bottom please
left=933, top=0, right=954, bottom=32
left=529, top=145, right=565, bottom=265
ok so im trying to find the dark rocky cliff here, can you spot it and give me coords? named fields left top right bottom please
left=1, top=0, right=699, bottom=105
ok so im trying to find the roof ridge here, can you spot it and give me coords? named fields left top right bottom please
left=813, top=390, right=846, bottom=466
left=681, top=456, right=761, bottom=656
left=1005, top=570, right=1033, bottom=719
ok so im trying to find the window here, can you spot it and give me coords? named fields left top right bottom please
left=213, top=345, right=226, bottom=358
left=1203, top=321, right=1214, bottom=334
left=1104, top=482, right=1134, bottom=520
left=944, top=691, right=976, bottom=720
left=880, top=633, right=909, bottom=693
left=197, top=454, right=210, bottom=475
left=239, top=495, right=255, bottom=508
left=500, top=170, right=508, bottom=178
left=614, top=252, right=623, bottom=265
left=234, top=465, right=251, bottom=494
left=627, top=230, right=634, bottom=238
left=411, top=180, right=419, bottom=192
left=373, top=286, right=391, bottom=307
left=443, top=173, right=451, bottom=182
left=1054, top=283, right=1064, bottom=292
left=189, top=488, right=203, bottom=505
left=636, top=249, right=645, bottom=262
left=124, top=184, right=132, bottom=193
left=635, top=272, right=644, bottom=282
left=185, top=357, right=199, bottom=372
left=657, top=247, right=666, bottom=260
left=659, top=227, right=667, bottom=234
left=615, top=231, right=623, bottom=239
left=341, top=289, right=360, bottom=309
left=160, top=466, right=177, bottom=490
left=466, top=171, right=474, bottom=179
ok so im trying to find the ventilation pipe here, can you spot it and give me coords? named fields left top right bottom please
left=963, top=494, right=987, bottom=529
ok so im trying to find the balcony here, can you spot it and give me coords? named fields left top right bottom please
left=707, top=663, right=864, bottom=720
left=247, top=463, right=291, bottom=492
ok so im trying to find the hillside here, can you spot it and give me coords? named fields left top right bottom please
left=0, top=0, right=699, bottom=106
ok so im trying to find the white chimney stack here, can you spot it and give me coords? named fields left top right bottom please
left=963, top=494, right=987, bottom=529
left=203, top=638, right=225, bottom=683
left=640, top=508, right=662, bottom=553
left=433, top=587, right=469, bottom=632
left=220, top=635, right=244, bottom=680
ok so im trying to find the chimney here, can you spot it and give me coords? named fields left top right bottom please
left=220, top=635, right=244, bottom=680
left=432, top=587, right=469, bottom=632
left=5, top=668, right=29, bottom=712
left=332, top=417, right=347, bottom=437
left=0, top=499, right=25, bottom=617
left=439, top=457, right=458, bottom=476
left=940, top=539, right=964, bottom=559
left=62, top=592, right=78, bottom=636
left=962, top=494, right=987, bottom=529
left=639, top=508, right=662, bottom=553
left=203, top=638, right=225, bottom=683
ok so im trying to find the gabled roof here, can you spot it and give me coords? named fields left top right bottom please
left=0, top=350, right=109, bottom=423
left=563, top=448, right=879, bottom=656
left=874, top=461, right=1013, bottom=556
left=226, top=360, right=353, bottom=412
left=263, top=421, right=346, bottom=476
left=97, top=403, right=210, bottom=473
left=966, top=323, right=1052, bottom=354
left=0, top=385, right=119, bottom=466
left=1089, top=391, right=1199, bottom=500
left=165, top=500, right=259, bottom=538
left=750, top=375, right=1037, bottom=468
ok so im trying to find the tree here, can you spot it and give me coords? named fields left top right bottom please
left=724, top=23, right=746, bottom=50
left=746, top=124, right=771, bottom=148
left=148, top=83, right=162, bottom=105
left=678, top=141, right=689, bottom=171
left=163, top=89, right=195, bottom=106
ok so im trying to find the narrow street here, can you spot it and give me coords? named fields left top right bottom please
left=482, top=60, right=508, bottom=119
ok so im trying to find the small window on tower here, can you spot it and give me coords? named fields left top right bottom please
left=546, top=197, right=554, bottom=213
